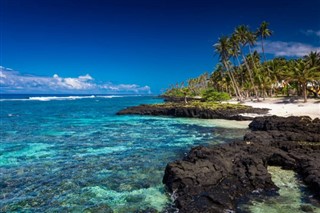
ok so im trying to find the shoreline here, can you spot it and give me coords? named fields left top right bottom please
left=115, top=97, right=320, bottom=211
left=227, top=97, right=320, bottom=119
left=163, top=116, right=320, bottom=212
left=116, top=101, right=269, bottom=121
left=117, top=96, right=320, bottom=122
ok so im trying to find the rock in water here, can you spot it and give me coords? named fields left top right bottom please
left=163, top=116, right=320, bottom=212
left=117, top=103, right=269, bottom=121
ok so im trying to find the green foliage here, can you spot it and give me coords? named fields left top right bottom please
left=163, top=88, right=185, bottom=97
left=152, top=101, right=250, bottom=110
left=163, top=21, right=320, bottom=102
left=201, top=89, right=231, bottom=102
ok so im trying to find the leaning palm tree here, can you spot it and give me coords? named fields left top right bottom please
left=214, top=36, right=242, bottom=101
left=246, top=31, right=257, bottom=55
left=234, top=25, right=259, bottom=100
left=257, top=21, right=272, bottom=61
left=246, top=31, right=259, bottom=71
left=229, top=34, right=242, bottom=66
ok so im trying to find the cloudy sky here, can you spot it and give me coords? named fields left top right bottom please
left=0, top=66, right=151, bottom=94
left=1, top=0, right=319, bottom=94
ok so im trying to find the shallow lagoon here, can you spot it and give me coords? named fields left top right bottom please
left=1, top=95, right=319, bottom=212
left=0, top=96, right=248, bottom=212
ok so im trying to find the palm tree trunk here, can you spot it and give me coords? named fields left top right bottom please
left=261, top=36, right=267, bottom=62
left=223, top=61, right=242, bottom=101
left=248, top=45, right=258, bottom=70
left=228, top=64, right=244, bottom=101
left=302, top=83, right=307, bottom=102
left=241, top=53, right=259, bottom=100
left=236, top=56, right=241, bottom=67
left=262, top=88, right=266, bottom=100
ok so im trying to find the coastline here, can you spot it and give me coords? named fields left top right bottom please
left=116, top=97, right=320, bottom=212
left=119, top=96, right=319, bottom=120
left=116, top=101, right=269, bottom=121
left=162, top=116, right=320, bottom=212
left=228, top=97, right=320, bottom=119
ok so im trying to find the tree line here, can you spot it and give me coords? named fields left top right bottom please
left=163, top=22, right=320, bottom=102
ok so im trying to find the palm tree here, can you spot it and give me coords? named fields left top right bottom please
left=210, top=65, right=228, bottom=92
left=286, top=57, right=320, bottom=102
left=214, top=36, right=242, bottom=101
left=263, top=57, right=287, bottom=96
left=255, top=66, right=272, bottom=100
left=229, top=34, right=242, bottom=66
left=304, top=51, right=320, bottom=68
left=234, top=25, right=259, bottom=100
left=257, top=21, right=272, bottom=61
left=246, top=31, right=257, bottom=54
left=303, top=51, right=320, bottom=97
left=246, top=31, right=259, bottom=72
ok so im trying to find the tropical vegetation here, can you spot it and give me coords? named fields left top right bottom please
left=163, top=22, right=320, bottom=102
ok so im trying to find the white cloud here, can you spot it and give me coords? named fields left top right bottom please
left=301, top=29, right=320, bottom=37
left=100, top=83, right=151, bottom=93
left=255, top=41, right=320, bottom=57
left=0, top=70, right=6, bottom=78
left=0, top=67, right=151, bottom=94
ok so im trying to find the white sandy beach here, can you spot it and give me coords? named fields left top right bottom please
left=229, top=98, right=320, bottom=119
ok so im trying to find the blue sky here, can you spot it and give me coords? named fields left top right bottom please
left=1, top=0, right=320, bottom=94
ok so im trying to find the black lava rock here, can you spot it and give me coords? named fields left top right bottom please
left=163, top=116, right=320, bottom=212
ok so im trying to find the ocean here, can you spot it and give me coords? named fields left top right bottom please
left=0, top=95, right=248, bottom=212
left=1, top=95, right=319, bottom=212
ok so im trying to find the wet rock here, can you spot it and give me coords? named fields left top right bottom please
left=249, top=116, right=320, bottom=136
left=117, top=104, right=269, bottom=121
left=163, top=116, right=320, bottom=212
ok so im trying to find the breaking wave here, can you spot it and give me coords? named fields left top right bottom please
left=0, top=95, right=131, bottom=101
left=28, top=95, right=96, bottom=101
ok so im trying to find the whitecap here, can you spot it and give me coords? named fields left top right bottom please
left=0, top=99, right=30, bottom=101
left=97, top=95, right=124, bottom=98
left=28, top=95, right=95, bottom=101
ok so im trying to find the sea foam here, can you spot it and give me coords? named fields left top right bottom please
left=0, top=95, right=127, bottom=101
left=28, top=95, right=95, bottom=101
left=96, top=95, right=124, bottom=98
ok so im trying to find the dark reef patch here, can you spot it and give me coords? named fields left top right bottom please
left=117, top=102, right=269, bottom=121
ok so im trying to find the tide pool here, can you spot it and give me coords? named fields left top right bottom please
left=239, top=166, right=320, bottom=213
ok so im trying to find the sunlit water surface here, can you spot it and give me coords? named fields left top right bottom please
left=0, top=95, right=248, bottom=212
left=1, top=95, right=319, bottom=212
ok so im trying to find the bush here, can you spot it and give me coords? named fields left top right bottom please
left=163, top=88, right=185, bottom=97
left=163, top=88, right=192, bottom=97
left=202, top=89, right=231, bottom=102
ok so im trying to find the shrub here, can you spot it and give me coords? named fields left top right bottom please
left=163, top=88, right=192, bottom=97
left=202, top=89, right=231, bottom=102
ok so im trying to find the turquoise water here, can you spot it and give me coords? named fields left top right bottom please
left=239, top=166, right=320, bottom=213
left=0, top=95, right=248, bottom=212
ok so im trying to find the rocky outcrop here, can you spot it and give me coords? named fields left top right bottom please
left=163, top=116, right=320, bottom=213
left=117, top=104, right=269, bottom=121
